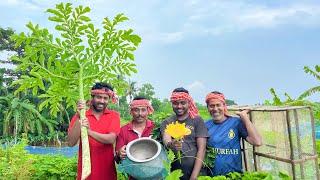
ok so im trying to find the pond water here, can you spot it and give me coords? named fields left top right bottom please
left=23, top=125, right=320, bottom=157
left=25, top=145, right=78, bottom=157
left=316, top=125, right=320, bottom=139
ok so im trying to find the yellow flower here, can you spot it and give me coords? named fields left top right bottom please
left=165, top=121, right=191, bottom=140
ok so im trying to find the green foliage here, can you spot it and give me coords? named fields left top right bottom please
left=165, top=169, right=183, bottom=180
left=27, top=131, right=66, bottom=146
left=10, top=3, right=141, bottom=175
left=299, top=65, right=320, bottom=99
left=198, top=104, right=211, bottom=120
left=11, top=2, right=141, bottom=116
left=226, top=99, right=237, bottom=106
left=0, top=94, right=56, bottom=140
left=32, top=155, right=77, bottom=179
left=316, top=140, right=320, bottom=156
left=265, top=88, right=320, bottom=122
left=0, top=138, right=77, bottom=179
left=116, top=165, right=129, bottom=180
left=0, top=27, right=24, bottom=56
left=150, top=111, right=171, bottom=141
left=136, top=83, right=155, bottom=99
left=0, top=138, right=34, bottom=179
left=164, top=149, right=175, bottom=172
left=203, top=146, right=216, bottom=172
left=198, top=171, right=291, bottom=179
left=125, top=80, right=137, bottom=102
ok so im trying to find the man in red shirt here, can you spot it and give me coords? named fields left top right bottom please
left=68, top=82, right=120, bottom=180
left=116, top=96, right=155, bottom=160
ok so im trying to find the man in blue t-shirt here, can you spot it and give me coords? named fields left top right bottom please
left=205, top=91, right=262, bottom=176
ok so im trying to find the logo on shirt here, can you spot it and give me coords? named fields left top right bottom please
left=186, top=125, right=194, bottom=130
left=228, top=129, right=235, bottom=139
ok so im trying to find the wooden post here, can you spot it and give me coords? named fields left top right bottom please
left=286, top=110, right=296, bottom=179
left=308, top=107, right=320, bottom=180
left=242, top=139, right=248, bottom=171
left=293, top=109, right=304, bottom=179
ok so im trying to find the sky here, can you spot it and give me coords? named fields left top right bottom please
left=0, top=0, right=319, bottom=105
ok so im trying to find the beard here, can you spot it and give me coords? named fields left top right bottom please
left=92, top=102, right=106, bottom=112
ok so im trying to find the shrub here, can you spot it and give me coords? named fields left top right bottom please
left=0, top=139, right=34, bottom=179
left=31, top=155, right=77, bottom=179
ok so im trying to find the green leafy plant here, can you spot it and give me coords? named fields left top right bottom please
left=203, top=146, right=216, bottom=176
left=31, top=155, right=77, bottom=179
left=0, top=138, right=34, bottom=179
left=265, top=88, right=320, bottom=122
left=150, top=112, right=171, bottom=141
left=11, top=2, right=141, bottom=178
left=299, top=65, right=320, bottom=99
left=165, top=169, right=183, bottom=180
left=197, top=171, right=291, bottom=179
left=0, top=94, right=56, bottom=143
left=162, top=149, right=184, bottom=179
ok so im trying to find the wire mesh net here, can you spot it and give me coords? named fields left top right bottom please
left=228, top=105, right=319, bottom=179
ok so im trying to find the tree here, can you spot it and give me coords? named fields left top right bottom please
left=226, top=99, right=237, bottom=106
left=11, top=3, right=141, bottom=179
left=0, top=27, right=23, bottom=54
left=0, top=27, right=25, bottom=92
left=126, top=80, right=137, bottom=102
left=298, top=65, right=320, bottom=99
left=0, top=94, right=56, bottom=143
left=136, top=83, right=155, bottom=99
left=136, top=83, right=165, bottom=111
left=264, top=88, right=320, bottom=122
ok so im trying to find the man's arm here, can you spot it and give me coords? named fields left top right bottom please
left=67, top=116, right=81, bottom=147
left=237, top=110, right=262, bottom=146
left=67, top=100, right=86, bottom=147
left=88, top=130, right=117, bottom=144
left=190, top=137, right=206, bottom=180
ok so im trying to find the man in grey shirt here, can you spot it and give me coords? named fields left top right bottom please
left=160, top=87, right=208, bottom=180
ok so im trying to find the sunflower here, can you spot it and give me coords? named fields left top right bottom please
left=165, top=121, right=191, bottom=140
left=165, top=121, right=191, bottom=163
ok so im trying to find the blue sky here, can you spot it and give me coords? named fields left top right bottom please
left=0, top=0, right=319, bottom=105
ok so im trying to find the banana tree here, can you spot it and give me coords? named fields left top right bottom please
left=0, top=94, right=56, bottom=144
left=11, top=3, right=141, bottom=179
left=299, top=65, right=320, bottom=99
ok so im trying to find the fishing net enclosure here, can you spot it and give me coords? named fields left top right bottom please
left=228, top=105, right=319, bottom=179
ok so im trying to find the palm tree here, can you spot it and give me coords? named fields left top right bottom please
left=298, top=65, right=320, bottom=99
left=126, top=80, right=137, bottom=102
left=0, top=94, right=56, bottom=143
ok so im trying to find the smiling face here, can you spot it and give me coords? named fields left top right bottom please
left=131, top=106, right=148, bottom=123
left=207, top=99, right=227, bottom=123
left=172, top=99, right=189, bottom=117
left=91, top=94, right=110, bottom=112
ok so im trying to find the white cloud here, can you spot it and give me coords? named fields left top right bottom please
left=187, top=81, right=205, bottom=91
left=144, top=31, right=185, bottom=44
left=237, top=4, right=320, bottom=29
left=2, top=0, right=320, bottom=44
left=184, top=2, right=320, bottom=35
left=185, top=81, right=207, bottom=104
left=136, top=1, right=320, bottom=43
left=1, top=0, right=40, bottom=10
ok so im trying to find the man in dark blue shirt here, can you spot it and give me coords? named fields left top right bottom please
left=205, top=91, right=262, bottom=176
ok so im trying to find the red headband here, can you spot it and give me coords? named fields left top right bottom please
left=170, top=92, right=199, bottom=119
left=205, top=93, right=229, bottom=116
left=91, top=89, right=118, bottom=103
left=130, top=99, right=154, bottom=115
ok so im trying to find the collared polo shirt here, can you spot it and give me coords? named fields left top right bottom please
left=68, top=108, right=121, bottom=180
left=115, top=119, right=154, bottom=151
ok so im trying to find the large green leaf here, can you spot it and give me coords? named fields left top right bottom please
left=11, top=3, right=141, bottom=179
